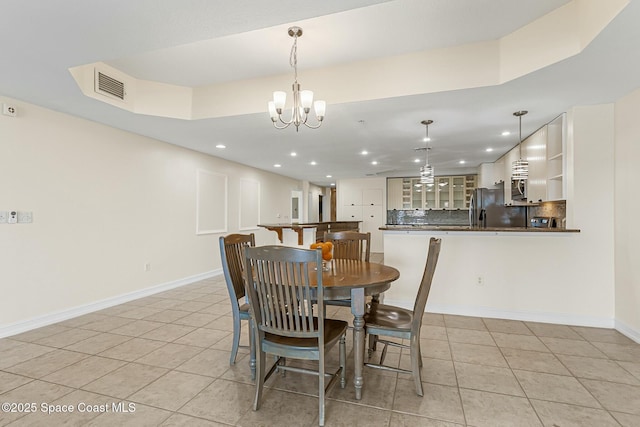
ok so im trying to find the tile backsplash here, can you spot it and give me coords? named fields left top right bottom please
left=387, top=200, right=566, bottom=227
left=528, top=200, right=566, bottom=228
left=387, top=209, right=469, bottom=225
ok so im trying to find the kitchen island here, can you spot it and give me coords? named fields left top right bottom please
left=258, top=221, right=359, bottom=246
left=380, top=223, right=616, bottom=329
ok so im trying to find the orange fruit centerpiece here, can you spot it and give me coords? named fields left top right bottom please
left=310, top=242, right=333, bottom=261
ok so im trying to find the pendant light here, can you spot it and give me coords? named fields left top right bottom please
left=511, top=110, right=528, bottom=180
left=419, top=120, right=434, bottom=184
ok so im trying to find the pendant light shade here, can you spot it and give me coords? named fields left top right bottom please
left=511, top=110, right=529, bottom=180
left=419, top=120, right=434, bottom=184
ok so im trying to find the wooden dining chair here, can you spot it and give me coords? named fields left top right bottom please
left=244, top=245, right=347, bottom=427
left=323, top=231, right=371, bottom=308
left=219, top=233, right=255, bottom=377
left=324, top=231, right=370, bottom=262
left=364, top=237, right=441, bottom=396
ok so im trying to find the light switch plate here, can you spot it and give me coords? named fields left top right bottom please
left=0, top=211, right=7, bottom=223
left=17, top=211, right=33, bottom=223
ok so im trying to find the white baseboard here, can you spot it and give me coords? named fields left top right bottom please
left=615, top=318, right=640, bottom=344
left=0, top=269, right=222, bottom=339
left=383, top=299, right=616, bottom=329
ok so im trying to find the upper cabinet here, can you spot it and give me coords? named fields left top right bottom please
left=387, top=175, right=477, bottom=210
left=341, top=186, right=363, bottom=206
left=523, top=113, right=566, bottom=202
left=546, top=114, right=565, bottom=201
left=522, top=125, right=547, bottom=203
left=495, top=113, right=566, bottom=203
left=362, top=188, right=383, bottom=206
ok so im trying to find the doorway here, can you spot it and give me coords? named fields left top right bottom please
left=318, top=194, right=324, bottom=222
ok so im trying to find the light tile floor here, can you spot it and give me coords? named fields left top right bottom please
left=1, top=276, right=639, bottom=426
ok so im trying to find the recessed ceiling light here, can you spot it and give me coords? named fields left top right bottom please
left=422, top=137, right=431, bottom=142
left=326, top=175, right=332, bottom=178
left=310, top=161, right=317, bottom=165
left=414, top=158, right=421, bottom=163
left=459, top=160, right=466, bottom=164
left=274, top=164, right=281, bottom=168
left=290, top=152, right=297, bottom=157
left=371, top=161, right=378, bottom=165
left=361, top=150, right=368, bottom=155
left=215, top=144, right=226, bottom=149
left=501, top=131, right=510, bottom=136
left=330, top=183, right=335, bottom=186
left=486, top=148, right=494, bottom=152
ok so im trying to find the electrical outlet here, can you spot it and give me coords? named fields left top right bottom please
left=2, top=104, right=17, bottom=117
left=17, top=211, right=33, bottom=223
left=7, top=211, right=18, bottom=224
left=0, top=211, right=7, bottom=223
left=476, top=276, right=484, bottom=286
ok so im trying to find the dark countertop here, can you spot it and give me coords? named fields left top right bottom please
left=380, top=225, right=580, bottom=233
left=258, top=222, right=361, bottom=244
left=258, top=221, right=360, bottom=228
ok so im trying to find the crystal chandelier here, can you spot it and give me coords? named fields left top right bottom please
left=268, top=27, right=326, bottom=131
left=511, top=110, right=529, bottom=180
left=419, top=120, right=434, bottom=184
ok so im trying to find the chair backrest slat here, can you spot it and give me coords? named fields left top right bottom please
left=245, top=246, right=324, bottom=338
left=324, top=231, right=371, bottom=262
left=219, top=233, right=255, bottom=303
left=411, top=237, right=442, bottom=330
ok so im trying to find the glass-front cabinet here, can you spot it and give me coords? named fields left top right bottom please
left=388, top=175, right=477, bottom=210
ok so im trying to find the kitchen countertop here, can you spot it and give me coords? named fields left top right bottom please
left=258, top=221, right=361, bottom=244
left=380, top=225, right=580, bottom=233
left=258, top=221, right=360, bottom=228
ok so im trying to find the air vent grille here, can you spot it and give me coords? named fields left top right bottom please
left=97, top=72, right=125, bottom=100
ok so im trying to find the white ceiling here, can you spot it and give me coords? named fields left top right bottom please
left=2, top=0, right=640, bottom=186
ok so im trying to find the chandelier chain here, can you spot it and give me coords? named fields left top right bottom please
left=290, top=33, right=298, bottom=83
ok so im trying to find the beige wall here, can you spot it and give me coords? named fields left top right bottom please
left=0, top=96, right=300, bottom=334
left=614, top=88, right=640, bottom=338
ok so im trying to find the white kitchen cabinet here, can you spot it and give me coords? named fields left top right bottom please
left=523, top=125, right=548, bottom=203
left=494, top=114, right=566, bottom=203
left=546, top=114, right=565, bottom=200
left=342, top=187, right=363, bottom=206
left=337, top=178, right=385, bottom=252
left=362, top=204, right=383, bottom=252
left=386, top=178, right=404, bottom=210
left=362, top=188, right=383, bottom=206
left=342, top=205, right=363, bottom=221
left=401, top=175, right=477, bottom=209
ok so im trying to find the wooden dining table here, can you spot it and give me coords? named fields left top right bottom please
left=310, top=259, right=400, bottom=400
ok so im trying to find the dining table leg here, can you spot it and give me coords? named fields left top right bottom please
left=350, top=287, right=366, bottom=400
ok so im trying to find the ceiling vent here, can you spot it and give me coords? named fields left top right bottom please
left=94, top=70, right=125, bottom=101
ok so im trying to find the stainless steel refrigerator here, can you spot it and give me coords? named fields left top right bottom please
left=469, top=186, right=526, bottom=228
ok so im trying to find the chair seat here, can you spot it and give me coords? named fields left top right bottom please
left=364, top=304, right=414, bottom=332
left=264, top=318, right=348, bottom=351
left=324, top=299, right=351, bottom=307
